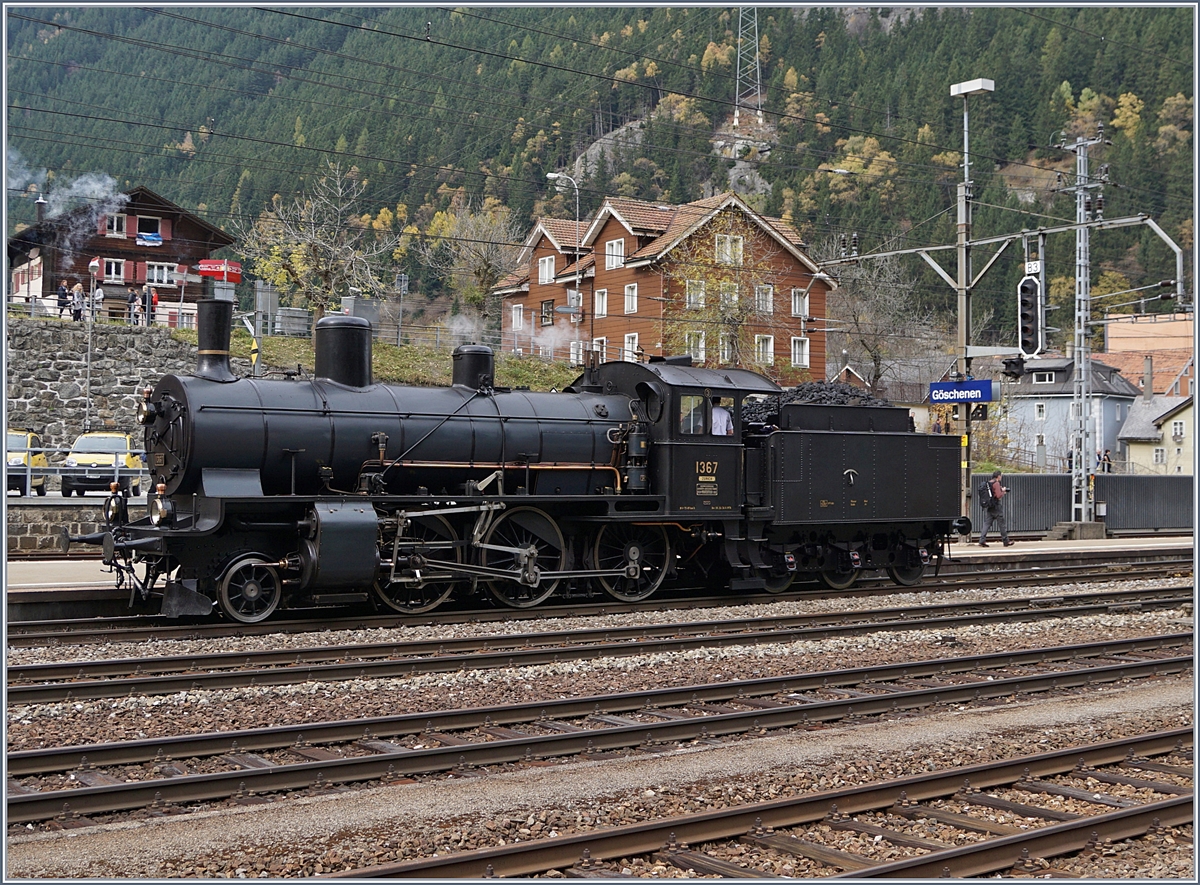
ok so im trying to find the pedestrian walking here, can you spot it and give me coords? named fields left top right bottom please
left=127, top=287, right=140, bottom=324
left=978, top=469, right=1012, bottom=547
left=1102, top=449, right=1113, bottom=473
left=57, top=282, right=69, bottom=319
left=91, top=284, right=105, bottom=321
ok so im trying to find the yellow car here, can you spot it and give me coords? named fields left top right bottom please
left=62, top=432, right=146, bottom=497
left=6, top=429, right=48, bottom=496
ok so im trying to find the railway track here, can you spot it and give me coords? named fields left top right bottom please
left=7, top=586, right=1192, bottom=703
left=7, top=557, right=1193, bottom=644
left=6, top=635, right=1191, bottom=826
left=318, top=728, right=1192, bottom=879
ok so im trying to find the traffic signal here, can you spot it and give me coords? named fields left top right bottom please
left=1017, top=276, right=1043, bottom=357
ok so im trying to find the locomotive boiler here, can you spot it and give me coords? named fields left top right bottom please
left=68, top=298, right=969, bottom=623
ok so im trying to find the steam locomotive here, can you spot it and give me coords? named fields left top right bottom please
left=66, top=299, right=969, bottom=623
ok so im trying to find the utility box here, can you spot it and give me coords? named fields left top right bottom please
left=340, top=296, right=380, bottom=333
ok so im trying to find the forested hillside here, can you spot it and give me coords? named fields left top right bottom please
left=7, top=6, right=1193, bottom=342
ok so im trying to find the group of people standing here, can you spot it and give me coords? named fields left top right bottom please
left=56, top=281, right=158, bottom=325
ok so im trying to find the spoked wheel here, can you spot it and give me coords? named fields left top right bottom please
left=218, top=555, right=281, bottom=623
left=481, top=506, right=565, bottom=609
left=818, top=566, right=859, bottom=591
left=886, top=562, right=926, bottom=587
left=374, top=515, right=461, bottom=614
left=593, top=523, right=670, bottom=602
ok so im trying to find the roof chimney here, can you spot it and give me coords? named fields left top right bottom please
left=35, top=194, right=47, bottom=224
left=1143, top=355, right=1154, bottom=402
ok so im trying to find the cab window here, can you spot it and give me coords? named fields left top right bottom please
left=679, top=395, right=706, bottom=435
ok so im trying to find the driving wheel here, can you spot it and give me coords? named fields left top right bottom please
left=593, top=523, right=670, bottom=602
left=374, top=514, right=461, bottom=613
left=481, top=507, right=565, bottom=608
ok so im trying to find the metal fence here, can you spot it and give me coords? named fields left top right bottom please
left=970, top=472, right=1193, bottom=536
left=6, top=447, right=150, bottom=497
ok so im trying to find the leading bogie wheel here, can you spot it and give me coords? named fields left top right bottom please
left=374, top=514, right=461, bottom=614
left=593, top=523, right=670, bottom=602
left=761, top=569, right=797, bottom=593
left=218, top=555, right=282, bottom=623
left=481, top=506, right=566, bottom=609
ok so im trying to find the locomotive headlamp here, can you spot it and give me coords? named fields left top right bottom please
left=137, top=389, right=159, bottom=425
left=149, top=492, right=174, bottom=527
left=104, top=493, right=123, bottom=525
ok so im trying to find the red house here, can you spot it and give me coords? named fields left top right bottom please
left=494, top=191, right=833, bottom=383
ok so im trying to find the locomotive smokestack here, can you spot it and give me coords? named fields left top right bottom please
left=452, top=344, right=494, bottom=389
left=314, top=314, right=372, bottom=387
left=194, top=298, right=238, bottom=383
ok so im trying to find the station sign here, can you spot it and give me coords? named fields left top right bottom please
left=929, top=379, right=994, bottom=403
left=197, top=259, right=243, bottom=283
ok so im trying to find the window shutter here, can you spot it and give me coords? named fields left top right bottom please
left=97, top=215, right=107, bottom=235
left=160, top=218, right=172, bottom=240
left=124, top=262, right=135, bottom=283
left=136, top=262, right=148, bottom=283
left=126, top=215, right=136, bottom=238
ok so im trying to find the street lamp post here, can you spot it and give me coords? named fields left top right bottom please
left=949, top=77, right=994, bottom=523
left=547, top=171, right=581, bottom=363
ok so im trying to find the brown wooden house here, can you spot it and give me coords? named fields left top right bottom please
left=494, top=191, right=832, bottom=383
left=7, top=185, right=234, bottom=325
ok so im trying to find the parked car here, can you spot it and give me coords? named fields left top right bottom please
left=6, top=429, right=48, bottom=496
left=61, top=432, right=145, bottom=496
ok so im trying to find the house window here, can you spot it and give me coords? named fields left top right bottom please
left=719, top=282, right=737, bottom=309
left=685, top=331, right=705, bottom=361
left=755, top=335, right=774, bottom=366
left=791, top=288, right=809, bottom=317
left=1032, top=371, right=1054, bottom=384
left=715, top=234, right=743, bottom=266
left=538, top=255, right=555, bottom=284
left=105, top=215, right=126, bottom=237
left=593, top=289, right=608, bottom=318
left=623, top=332, right=639, bottom=363
left=790, top=337, right=809, bottom=368
left=754, top=285, right=773, bottom=314
left=146, top=263, right=174, bottom=285
left=137, top=216, right=161, bottom=236
left=605, top=239, right=624, bottom=270
left=719, top=333, right=734, bottom=363
left=540, top=300, right=554, bottom=326
left=511, top=305, right=524, bottom=331
left=1035, top=402, right=1046, bottom=421
left=103, top=259, right=124, bottom=282
left=569, top=340, right=585, bottom=365
left=624, top=283, right=638, bottom=314
left=1172, top=420, right=1185, bottom=439
left=685, top=279, right=706, bottom=310
left=592, top=337, right=608, bottom=360
left=1153, top=447, right=1166, bottom=465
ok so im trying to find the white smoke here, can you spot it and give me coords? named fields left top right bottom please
left=41, top=170, right=130, bottom=257
left=442, top=313, right=485, bottom=346
left=6, top=146, right=46, bottom=193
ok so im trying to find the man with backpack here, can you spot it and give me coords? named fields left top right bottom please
left=978, top=469, right=1013, bottom=547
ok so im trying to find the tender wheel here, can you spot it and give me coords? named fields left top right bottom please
left=593, top=523, right=670, bottom=602
left=217, top=555, right=281, bottom=623
left=761, top=570, right=796, bottom=593
left=481, top=507, right=565, bottom=609
left=886, top=563, right=926, bottom=587
left=819, top=566, right=858, bottom=591
left=374, top=515, right=461, bottom=614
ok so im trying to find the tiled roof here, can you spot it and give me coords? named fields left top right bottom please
left=603, top=197, right=679, bottom=235
left=1093, top=349, right=1193, bottom=394
left=539, top=217, right=586, bottom=250
left=1118, top=395, right=1188, bottom=442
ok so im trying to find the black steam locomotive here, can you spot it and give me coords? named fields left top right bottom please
left=68, top=299, right=968, bottom=623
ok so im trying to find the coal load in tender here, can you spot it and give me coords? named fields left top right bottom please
left=741, top=381, right=893, bottom=426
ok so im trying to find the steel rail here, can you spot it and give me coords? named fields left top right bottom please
left=9, top=586, right=1191, bottom=684
left=9, top=633, right=1189, bottom=776
left=7, top=559, right=1191, bottom=644
left=6, top=645, right=1191, bottom=822
left=317, top=729, right=1192, bottom=878
left=9, top=594, right=1193, bottom=704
